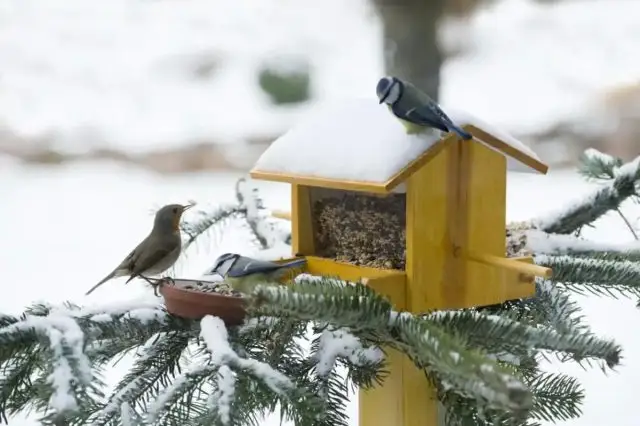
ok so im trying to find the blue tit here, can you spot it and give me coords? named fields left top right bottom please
left=376, top=76, right=472, bottom=140
left=210, top=253, right=307, bottom=295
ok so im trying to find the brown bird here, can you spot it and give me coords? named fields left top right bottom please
left=85, top=203, right=195, bottom=296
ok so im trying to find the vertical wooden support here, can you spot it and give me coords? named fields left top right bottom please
left=460, top=142, right=510, bottom=307
left=361, top=141, right=454, bottom=426
left=359, top=274, right=407, bottom=426
left=291, top=183, right=315, bottom=255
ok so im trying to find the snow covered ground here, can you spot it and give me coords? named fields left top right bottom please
left=1, top=164, right=639, bottom=425
left=1, top=0, right=640, bottom=154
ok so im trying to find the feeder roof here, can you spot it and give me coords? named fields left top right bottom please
left=250, top=98, right=548, bottom=193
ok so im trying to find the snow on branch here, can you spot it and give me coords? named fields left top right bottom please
left=578, top=148, right=623, bottom=181
left=526, top=229, right=640, bottom=256
left=200, top=316, right=293, bottom=394
left=236, top=177, right=290, bottom=250
left=0, top=297, right=172, bottom=421
left=0, top=314, right=91, bottom=414
left=180, top=177, right=291, bottom=266
left=314, top=327, right=384, bottom=377
left=535, top=154, right=640, bottom=235
left=253, top=283, right=532, bottom=411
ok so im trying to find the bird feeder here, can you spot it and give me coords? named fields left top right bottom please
left=249, top=98, right=552, bottom=426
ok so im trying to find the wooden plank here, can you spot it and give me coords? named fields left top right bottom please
left=359, top=273, right=407, bottom=426
left=466, top=125, right=549, bottom=174
left=291, top=184, right=316, bottom=256
left=502, top=256, right=538, bottom=300
left=250, top=170, right=391, bottom=194
left=464, top=251, right=552, bottom=279
left=305, top=256, right=405, bottom=282
left=443, top=139, right=469, bottom=308
left=400, top=141, right=453, bottom=426
left=382, top=138, right=449, bottom=192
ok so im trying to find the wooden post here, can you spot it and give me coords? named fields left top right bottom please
left=291, top=183, right=315, bottom=255
left=359, top=140, right=454, bottom=426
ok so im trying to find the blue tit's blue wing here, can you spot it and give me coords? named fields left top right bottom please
left=227, top=256, right=281, bottom=277
left=404, top=106, right=449, bottom=132
left=409, top=105, right=472, bottom=140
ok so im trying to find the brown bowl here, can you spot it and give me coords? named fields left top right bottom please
left=159, top=279, right=247, bottom=325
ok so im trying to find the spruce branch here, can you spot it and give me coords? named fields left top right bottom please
left=425, top=310, right=620, bottom=368
left=180, top=177, right=291, bottom=255
left=181, top=204, right=245, bottom=251
left=90, top=330, right=192, bottom=426
left=251, top=280, right=532, bottom=412
left=526, top=372, right=583, bottom=422
left=440, top=371, right=583, bottom=426
left=537, top=254, right=640, bottom=298
left=535, top=154, right=640, bottom=235
left=578, top=148, right=623, bottom=182
left=526, top=229, right=640, bottom=262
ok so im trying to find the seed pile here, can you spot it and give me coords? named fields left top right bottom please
left=312, top=191, right=406, bottom=269
left=177, top=279, right=244, bottom=297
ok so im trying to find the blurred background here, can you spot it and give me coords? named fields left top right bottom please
left=1, top=0, right=639, bottom=172
left=2, top=0, right=640, bottom=424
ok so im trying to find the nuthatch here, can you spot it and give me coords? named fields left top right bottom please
left=376, top=76, right=472, bottom=140
left=210, top=253, right=306, bottom=295
left=85, top=203, right=195, bottom=296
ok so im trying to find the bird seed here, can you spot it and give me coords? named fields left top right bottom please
left=311, top=189, right=406, bottom=270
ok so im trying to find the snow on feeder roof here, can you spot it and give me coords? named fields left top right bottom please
left=251, top=98, right=548, bottom=194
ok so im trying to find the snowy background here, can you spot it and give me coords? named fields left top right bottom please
left=1, top=0, right=640, bottom=424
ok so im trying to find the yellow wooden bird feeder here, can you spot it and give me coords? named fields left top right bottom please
left=249, top=99, right=552, bottom=426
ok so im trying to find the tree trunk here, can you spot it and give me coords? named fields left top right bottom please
left=372, top=0, right=446, bottom=101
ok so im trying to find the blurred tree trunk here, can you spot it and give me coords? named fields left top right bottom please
left=372, top=0, right=446, bottom=101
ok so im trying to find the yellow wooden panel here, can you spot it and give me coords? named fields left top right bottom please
left=305, top=256, right=405, bottom=282
left=360, top=273, right=407, bottom=426
left=406, top=143, right=451, bottom=311
left=466, top=125, right=549, bottom=174
left=291, top=184, right=315, bottom=256
left=395, top=142, right=453, bottom=426
left=382, top=138, right=450, bottom=192
left=460, top=142, right=508, bottom=308
left=443, top=139, right=469, bottom=308
left=251, top=170, right=390, bottom=194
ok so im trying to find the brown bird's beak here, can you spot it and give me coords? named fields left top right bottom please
left=182, top=202, right=196, bottom=211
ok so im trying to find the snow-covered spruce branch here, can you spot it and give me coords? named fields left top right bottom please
left=526, top=229, right=640, bottom=261
left=426, top=310, right=619, bottom=367
left=536, top=254, right=640, bottom=298
left=0, top=299, right=180, bottom=424
left=252, top=279, right=533, bottom=411
left=440, top=371, right=583, bottom=426
left=181, top=177, right=291, bottom=252
left=577, top=148, right=624, bottom=182
left=534, top=153, right=640, bottom=235
left=250, top=277, right=622, bottom=412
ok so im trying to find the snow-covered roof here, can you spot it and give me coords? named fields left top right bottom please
left=251, top=98, right=547, bottom=193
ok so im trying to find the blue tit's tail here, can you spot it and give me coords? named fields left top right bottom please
left=280, top=258, right=307, bottom=270
left=448, top=123, right=473, bottom=140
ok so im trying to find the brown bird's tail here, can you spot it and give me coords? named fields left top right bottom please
left=85, top=272, right=115, bottom=295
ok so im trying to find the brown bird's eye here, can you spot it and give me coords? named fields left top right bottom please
left=173, top=208, right=178, bottom=213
